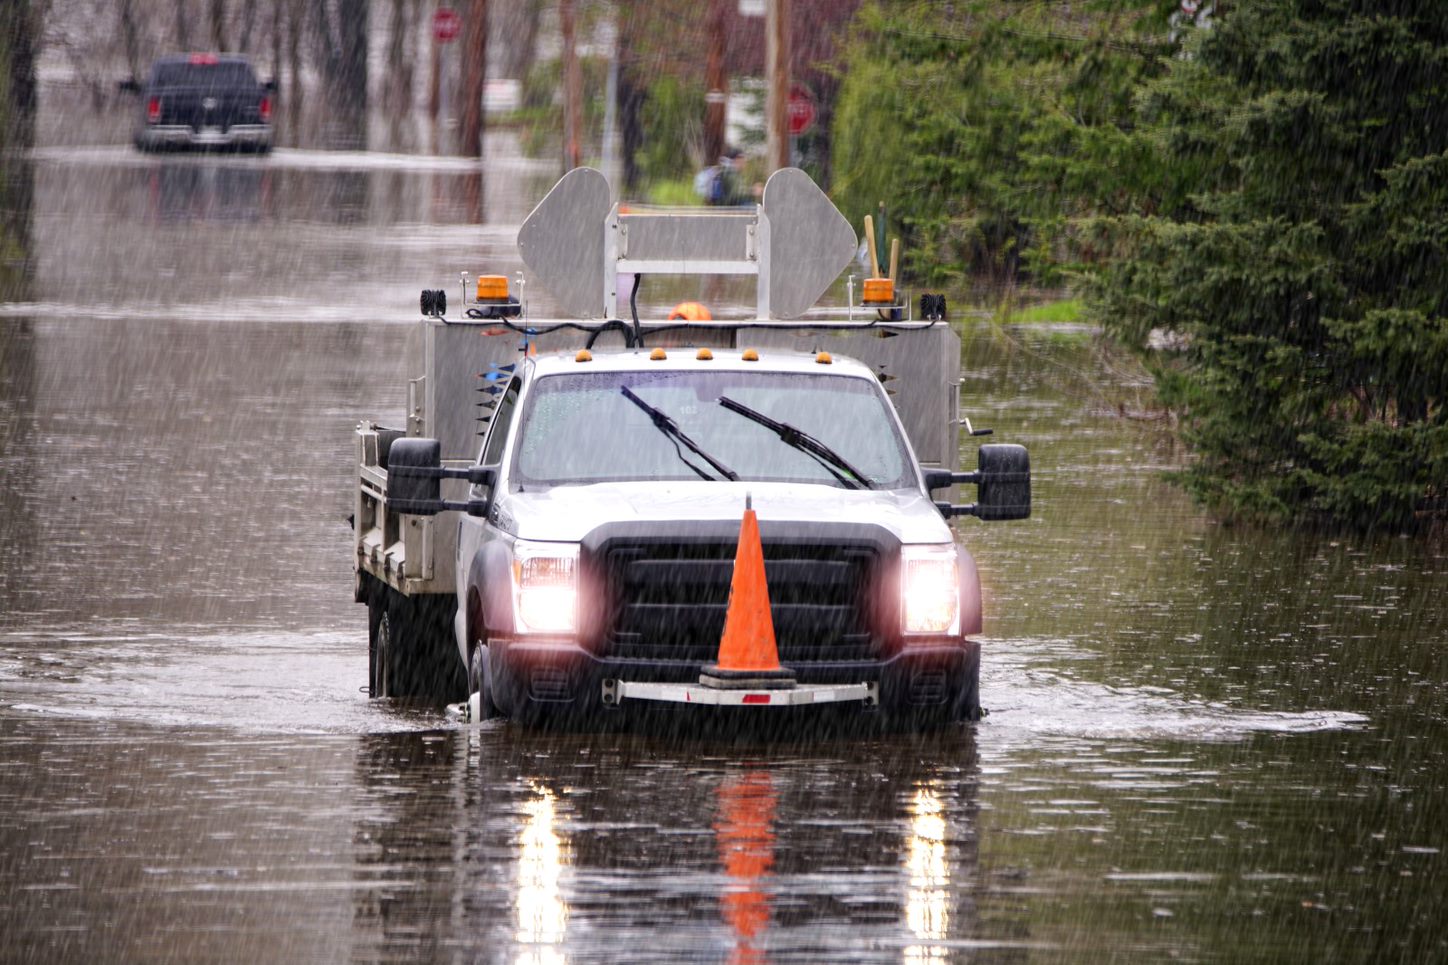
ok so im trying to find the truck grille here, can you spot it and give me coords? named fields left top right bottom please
left=595, top=538, right=883, bottom=664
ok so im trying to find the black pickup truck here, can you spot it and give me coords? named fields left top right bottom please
left=122, top=54, right=274, bottom=153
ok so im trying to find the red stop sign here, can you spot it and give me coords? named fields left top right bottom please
left=787, top=84, right=815, bottom=136
left=433, top=7, right=462, bottom=43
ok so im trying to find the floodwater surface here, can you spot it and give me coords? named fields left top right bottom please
left=2, top=144, right=1446, bottom=963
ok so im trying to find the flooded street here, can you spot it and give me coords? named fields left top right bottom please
left=2, top=146, right=1446, bottom=963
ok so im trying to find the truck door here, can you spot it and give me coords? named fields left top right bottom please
left=457, top=376, right=522, bottom=637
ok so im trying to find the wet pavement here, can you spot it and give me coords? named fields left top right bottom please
left=2, top=143, right=1446, bottom=963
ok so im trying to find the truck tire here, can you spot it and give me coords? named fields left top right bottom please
left=370, top=591, right=393, bottom=695
left=468, top=644, right=498, bottom=720
left=368, top=588, right=397, bottom=699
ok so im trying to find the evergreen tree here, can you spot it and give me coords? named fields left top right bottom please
left=832, top=1, right=1169, bottom=285
left=1092, top=0, right=1448, bottom=530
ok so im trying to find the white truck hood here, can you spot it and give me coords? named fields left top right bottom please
left=498, top=481, right=954, bottom=545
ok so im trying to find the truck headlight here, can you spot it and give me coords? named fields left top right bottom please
left=512, top=540, right=579, bottom=634
left=902, top=545, right=959, bottom=635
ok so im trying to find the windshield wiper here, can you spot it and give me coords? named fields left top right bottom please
left=717, top=396, right=873, bottom=489
left=621, top=385, right=739, bottom=482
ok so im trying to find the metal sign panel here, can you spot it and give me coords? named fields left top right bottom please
left=619, top=210, right=755, bottom=265
left=519, top=166, right=855, bottom=320
left=762, top=168, right=857, bottom=318
left=517, top=167, right=610, bottom=318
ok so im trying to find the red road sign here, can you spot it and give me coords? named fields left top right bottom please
left=787, top=83, right=815, bottom=137
left=433, top=7, right=462, bottom=43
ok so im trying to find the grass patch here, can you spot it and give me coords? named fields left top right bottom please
left=1006, top=297, right=1085, bottom=325
left=645, top=177, right=704, bottom=206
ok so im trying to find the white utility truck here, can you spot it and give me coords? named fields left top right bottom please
left=353, top=168, right=1030, bottom=726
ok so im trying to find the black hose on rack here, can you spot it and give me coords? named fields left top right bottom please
left=584, top=319, right=639, bottom=349
left=629, top=274, right=644, bottom=348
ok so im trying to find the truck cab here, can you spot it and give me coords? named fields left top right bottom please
left=354, top=168, right=1029, bottom=727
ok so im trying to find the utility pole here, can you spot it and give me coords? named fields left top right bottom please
left=704, top=0, right=727, bottom=164
left=561, top=0, right=582, bottom=171
left=428, top=17, right=441, bottom=153
left=765, top=0, right=790, bottom=173
left=460, top=0, right=488, bottom=157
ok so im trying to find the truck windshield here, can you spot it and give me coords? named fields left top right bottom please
left=512, top=369, right=914, bottom=488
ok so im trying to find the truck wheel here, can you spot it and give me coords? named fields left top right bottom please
left=468, top=644, right=498, bottom=720
left=368, top=592, right=393, bottom=699
left=373, top=585, right=390, bottom=698
left=369, top=588, right=412, bottom=699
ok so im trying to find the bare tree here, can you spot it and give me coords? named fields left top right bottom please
left=286, top=0, right=301, bottom=143
left=459, top=0, right=487, bottom=157
left=1, top=0, right=41, bottom=152
left=1, top=0, right=41, bottom=299
left=312, top=0, right=368, bottom=147
left=270, top=0, right=281, bottom=77
left=704, top=0, right=725, bottom=164
left=210, top=0, right=227, bottom=50
left=493, top=0, right=540, bottom=82
left=238, top=0, right=258, bottom=52
left=617, top=3, right=644, bottom=191
left=560, top=0, right=580, bottom=170
left=176, top=0, right=191, bottom=48
left=385, top=0, right=414, bottom=145
left=118, top=0, right=143, bottom=81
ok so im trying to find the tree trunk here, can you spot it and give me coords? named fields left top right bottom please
left=459, top=0, right=488, bottom=157
left=704, top=0, right=726, bottom=164
left=337, top=0, right=369, bottom=149
left=1, top=0, right=39, bottom=159
left=176, top=0, right=191, bottom=49
left=119, top=0, right=143, bottom=83
left=316, top=0, right=369, bottom=148
left=386, top=0, right=411, bottom=147
left=494, top=0, right=540, bottom=82
left=616, top=6, right=643, bottom=193
left=270, top=0, right=282, bottom=79
left=560, top=0, right=581, bottom=171
left=1, top=0, right=39, bottom=301
left=287, top=0, right=302, bottom=144
left=211, top=0, right=228, bottom=51
left=765, top=0, right=791, bottom=173
left=239, top=0, right=258, bottom=52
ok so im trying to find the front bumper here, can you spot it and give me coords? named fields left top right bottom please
left=489, top=636, right=979, bottom=722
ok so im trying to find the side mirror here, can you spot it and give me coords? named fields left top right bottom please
left=974, top=444, right=1030, bottom=520
left=922, top=443, right=1031, bottom=521
left=118, top=78, right=140, bottom=94
left=264, top=78, right=278, bottom=93
left=386, top=437, right=496, bottom=516
left=387, top=438, right=444, bottom=514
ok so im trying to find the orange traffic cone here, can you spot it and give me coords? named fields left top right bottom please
left=700, top=496, right=797, bottom=690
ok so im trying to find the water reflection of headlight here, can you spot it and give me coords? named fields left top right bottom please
left=516, top=784, right=568, bottom=965
left=905, top=784, right=949, bottom=964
